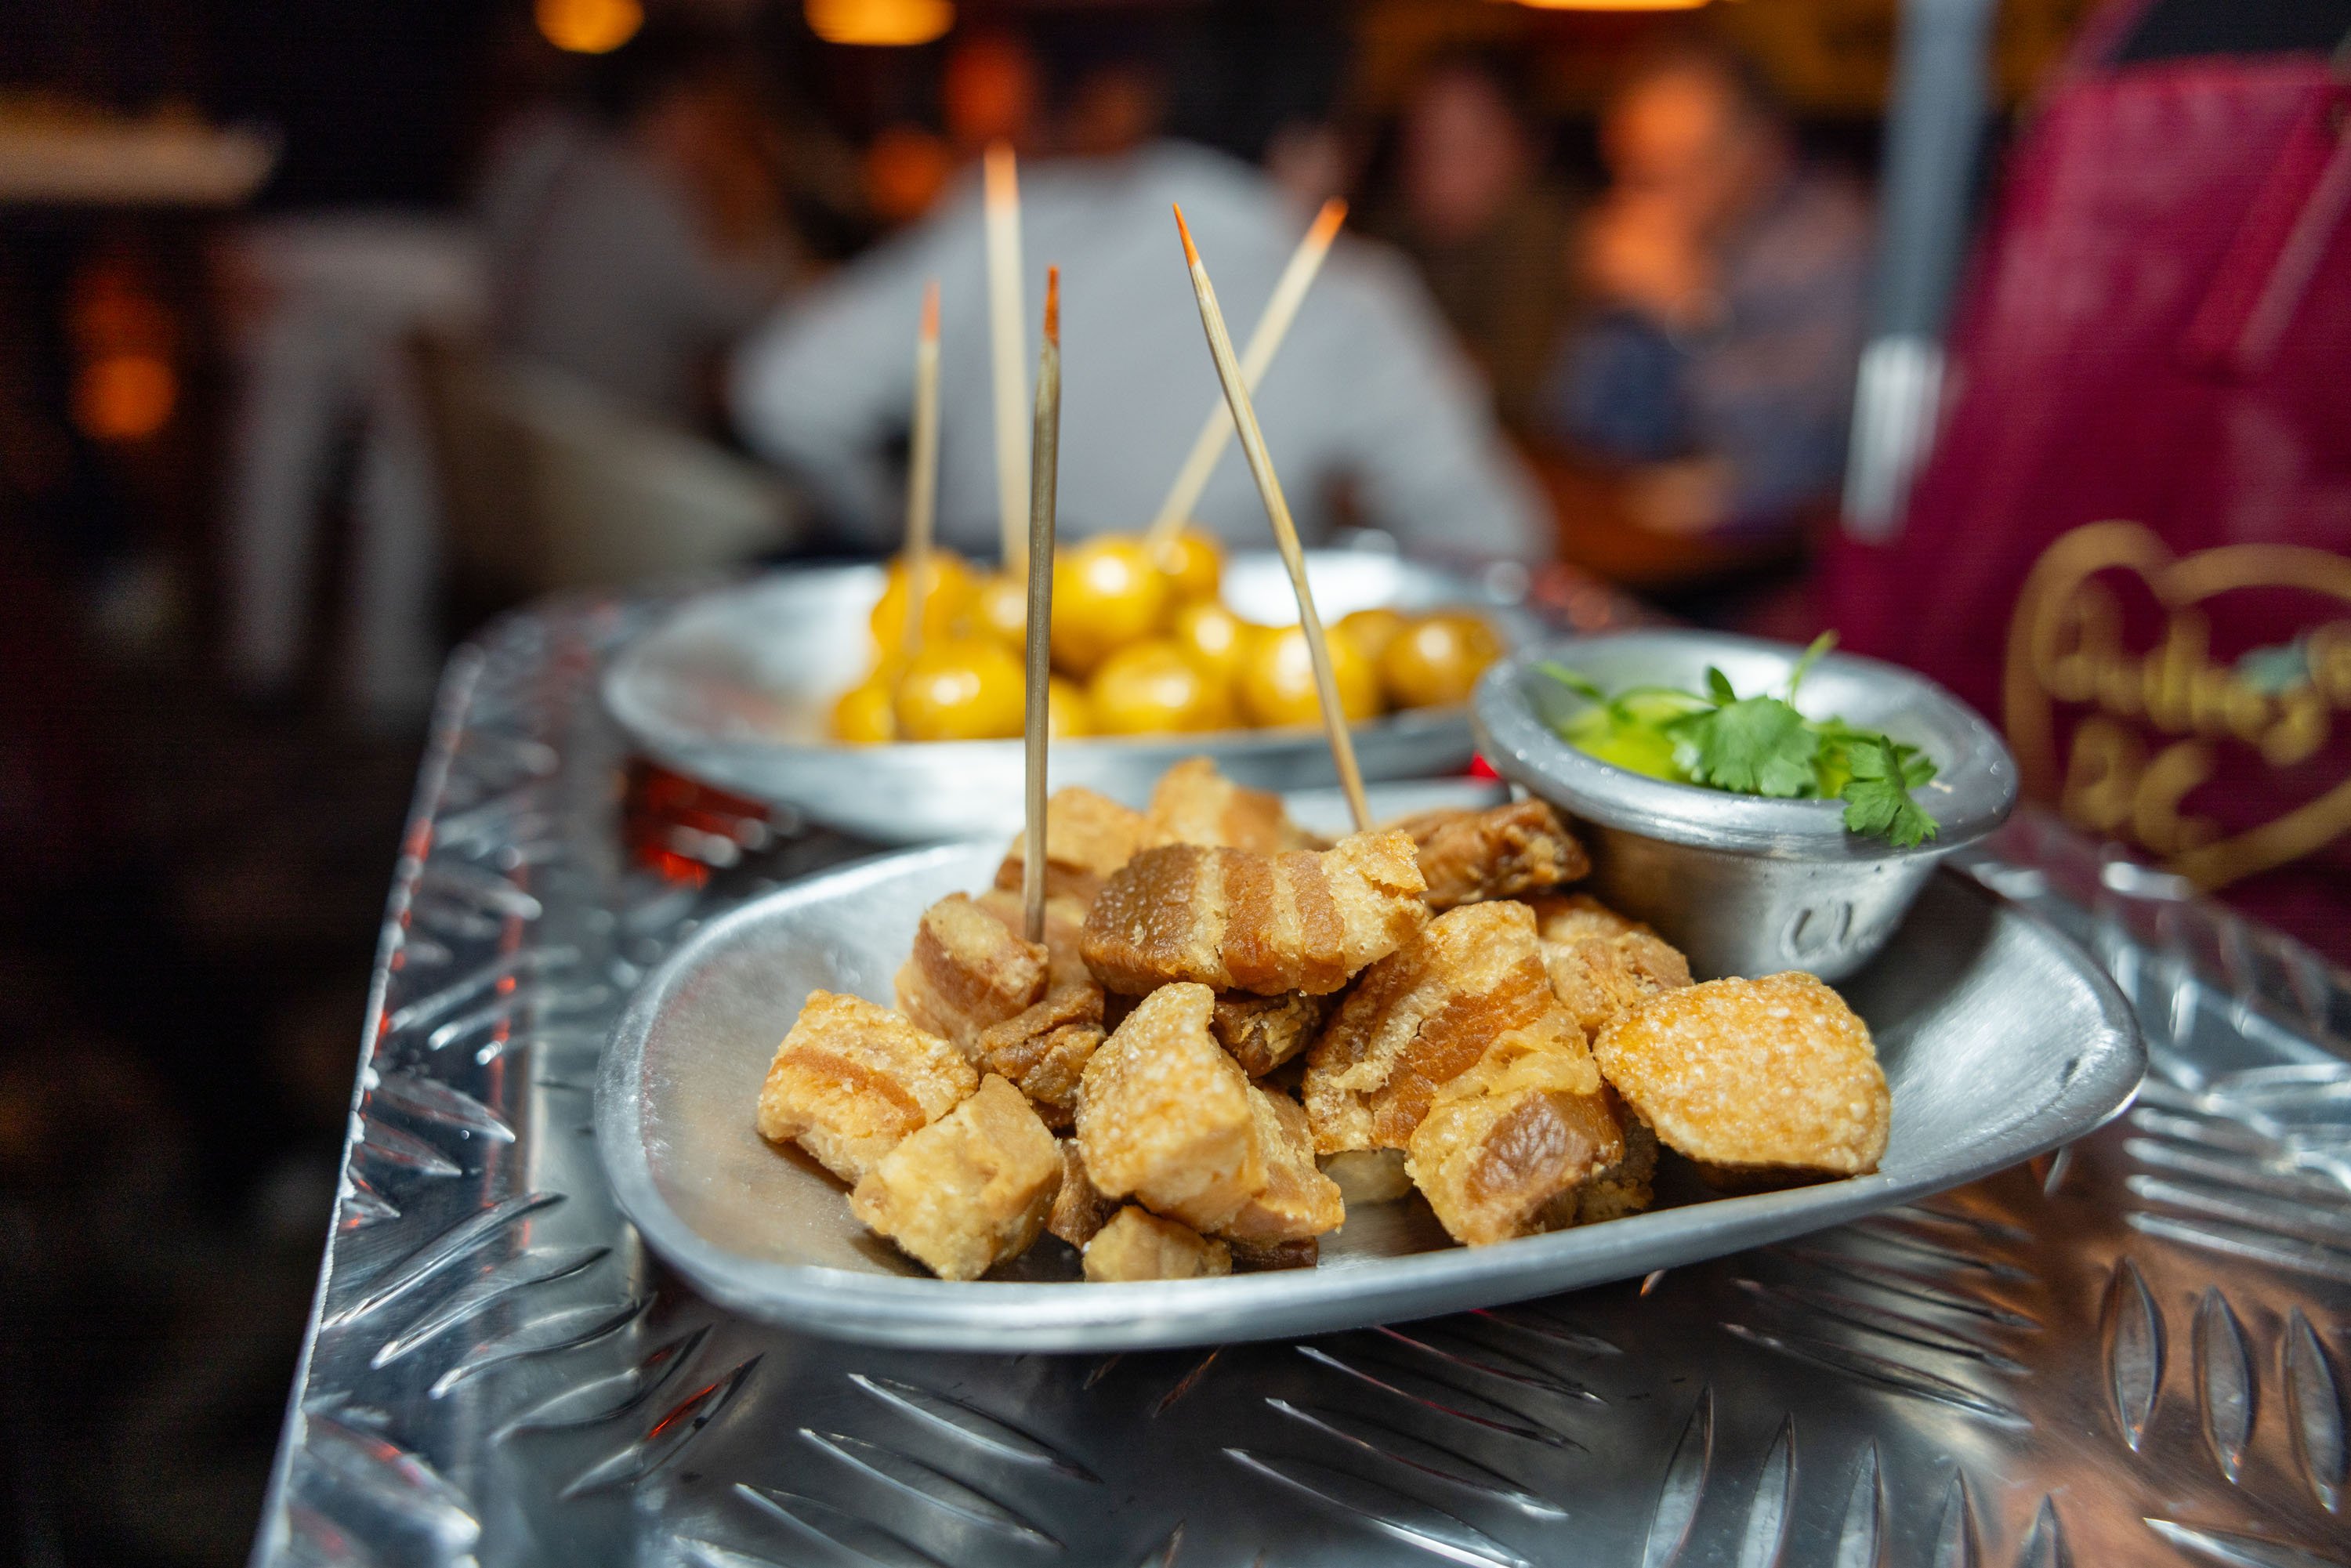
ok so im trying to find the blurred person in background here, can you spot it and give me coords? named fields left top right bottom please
left=734, top=21, right=1546, bottom=564
left=1543, top=43, right=1870, bottom=547
left=480, top=20, right=802, bottom=434
left=1378, top=49, right=1577, bottom=434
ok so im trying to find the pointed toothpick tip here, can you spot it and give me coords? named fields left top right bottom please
left=1172, top=204, right=1200, bottom=266
left=1043, top=265, right=1060, bottom=343
left=920, top=277, right=939, bottom=340
left=1311, top=197, right=1347, bottom=242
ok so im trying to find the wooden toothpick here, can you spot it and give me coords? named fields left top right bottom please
left=900, top=278, right=942, bottom=672
left=984, top=143, right=1030, bottom=571
left=1144, top=198, right=1346, bottom=556
left=1172, top=206, right=1370, bottom=833
left=1020, top=266, right=1062, bottom=943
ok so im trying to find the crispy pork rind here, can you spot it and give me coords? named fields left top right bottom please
left=1221, top=1087, right=1346, bottom=1247
left=756, top=990, right=977, bottom=1185
left=1318, top=1148, right=1412, bottom=1204
left=1074, top=983, right=1264, bottom=1231
left=1303, top=901, right=1598, bottom=1156
left=1081, top=1205, right=1232, bottom=1282
left=994, top=787, right=1149, bottom=906
left=975, top=888, right=1092, bottom=992
left=1046, top=1139, right=1119, bottom=1248
left=896, top=892, right=1049, bottom=1050
left=1527, top=893, right=1693, bottom=1039
left=1389, top=799, right=1590, bottom=910
left=1404, top=1031, right=1627, bottom=1246
left=1141, top=755, right=1317, bottom=853
left=1080, top=832, right=1427, bottom=998
left=848, top=1075, right=1061, bottom=1280
left=969, top=985, right=1105, bottom=1128
left=1593, top=972, right=1890, bottom=1183
left=1211, top=990, right=1331, bottom=1077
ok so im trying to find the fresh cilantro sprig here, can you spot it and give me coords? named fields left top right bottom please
left=1541, top=632, right=1940, bottom=849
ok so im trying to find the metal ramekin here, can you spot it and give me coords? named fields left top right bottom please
left=1472, top=629, right=2019, bottom=981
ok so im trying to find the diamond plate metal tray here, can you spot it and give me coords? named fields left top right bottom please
left=255, top=594, right=2351, bottom=1568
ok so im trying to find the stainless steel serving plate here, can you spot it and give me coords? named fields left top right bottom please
left=603, top=551, right=1542, bottom=842
left=1476, top=630, right=2020, bottom=982
left=596, top=836, right=2142, bottom=1353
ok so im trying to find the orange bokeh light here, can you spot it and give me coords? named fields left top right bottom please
left=74, top=354, right=177, bottom=443
left=535, top=0, right=643, bottom=55
left=806, top=0, right=956, bottom=48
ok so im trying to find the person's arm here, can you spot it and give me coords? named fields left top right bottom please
left=730, top=240, right=932, bottom=549
left=1317, top=247, right=1552, bottom=563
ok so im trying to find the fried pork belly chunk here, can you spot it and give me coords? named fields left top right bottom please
left=975, top=888, right=1092, bottom=992
left=1212, top=990, right=1331, bottom=1077
left=969, top=985, right=1105, bottom=1128
left=1390, top=799, right=1590, bottom=910
left=1304, top=901, right=1598, bottom=1156
left=1082, top=1206, right=1232, bottom=1282
left=757, top=991, right=977, bottom=1185
left=1528, top=894, right=1693, bottom=1039
left=1223, top=1088, right=1346, bottom=1247
left=1081, top=833, right=1427, bottom=998
left=1320, top=1148, right=1412, bottom=1204
left=896, top=893, right=1049, bottom=1051
left=1074, top=983, right=1264, bottom=1231
left=849, top=1075, right=1061, bottom=1280
left=994, top=787, right=1149, bottom=905
left=1594, top=972, right=1890, bottom=1184
left=1141, top=756, right=1315, bottom=853
left=1047, top=1139, right=1119, bottom=1248
left=1405, top=1034, right=1628, bottom=1246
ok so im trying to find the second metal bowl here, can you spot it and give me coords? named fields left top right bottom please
left=1473, top=630, right=2019, bottom=981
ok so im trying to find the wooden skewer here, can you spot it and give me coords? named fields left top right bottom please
left=984, top=143, right=1030, bottom=570
left=899, top=278, right=942, bottom=672
left=1020, top=266, right=1062, bottom=943
left=1172, top=206, right=1370, bottom=834
left=1143, top=198, right=1346, bottom=557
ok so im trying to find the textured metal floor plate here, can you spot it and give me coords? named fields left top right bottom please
left=254, top=598, right=2351, bottom=1568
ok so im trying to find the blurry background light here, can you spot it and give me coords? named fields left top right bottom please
left=1505, top=0, right=1712, bottom=10
left=535, top=0, right=646, bottom=55
left=806, top=0, right=957, bottom=49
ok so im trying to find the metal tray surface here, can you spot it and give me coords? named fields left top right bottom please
left=255, top=592, right=2351, bottom=1568
left=601, top=552, right=1545, bottom=843
left=596, top=842, right=2141, bottom=1350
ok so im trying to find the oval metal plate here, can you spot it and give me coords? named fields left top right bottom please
left=596, top=842, right=2144, bottom=1351
left=600, top=552, right=1545, bottom=843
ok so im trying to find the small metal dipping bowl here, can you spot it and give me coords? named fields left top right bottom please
left=1472, top=629, right=2020, bottom=981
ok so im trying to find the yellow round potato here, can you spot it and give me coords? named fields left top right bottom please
left=1052, top=537, right=1171, bottom=677
left=1337, top=606, right=1407, bottom=665
left=830, top=676, right=899, bottom=744
left=1168, top=599, right=1258, bottom=691
left=1047, top=675, right=1094, bottom=739
left=893, top=638, right=1025, bottom=741
left=1154, top=528, right=1224, bottom=602
left=960, top=570, right=1028, bottom=646
left=1237, top=624, right=1382, bottom=728
left=869, top=552, right=974, bottom=650
left=1088, top=639, right=1236, bottom=735
left=1381, top=612, right=1502, bottom=709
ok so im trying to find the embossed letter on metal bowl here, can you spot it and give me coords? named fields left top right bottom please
left=596, top=844, right=2142, bottom=1352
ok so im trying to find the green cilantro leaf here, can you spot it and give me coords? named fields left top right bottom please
left=1677, top=696, right=1820, bottom=798
left=1704, top=666, right=1737, bottom=705
left=1784, top=630, right=1837, bottom=701
left=1536, top=663, right=1606, bottom=704
left=1839, top=733, right=1939, bottom=848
